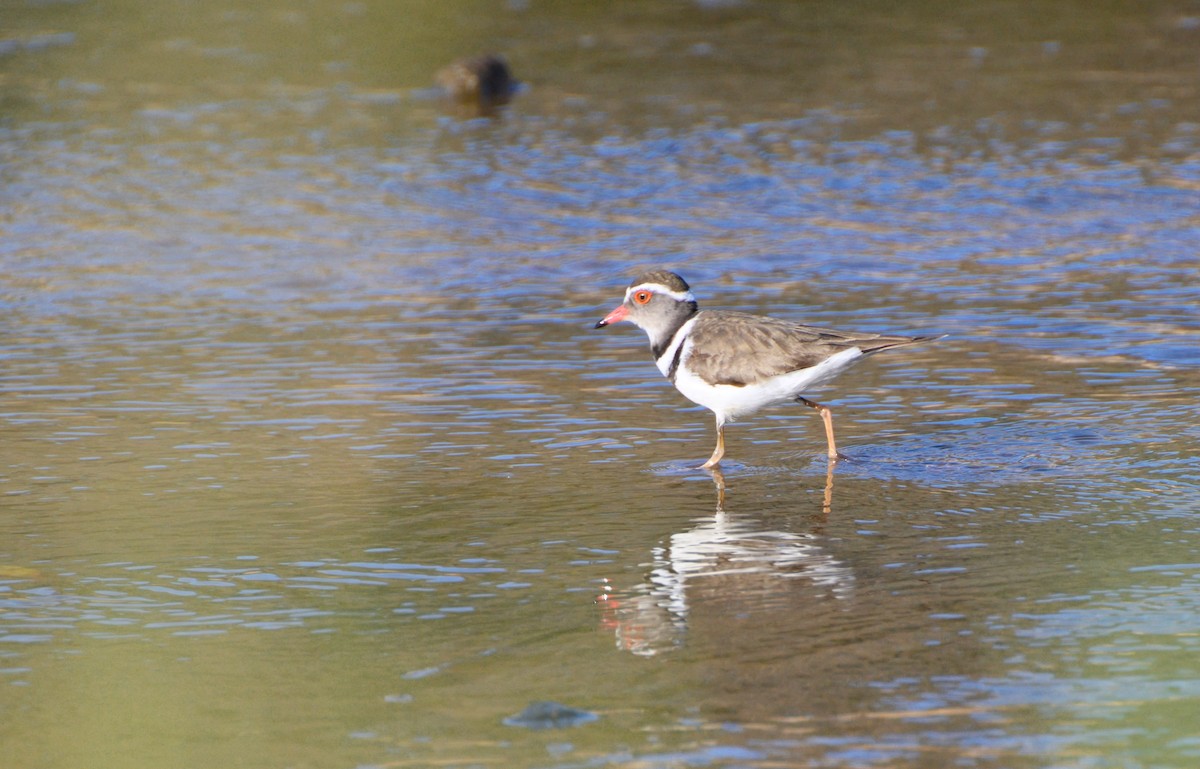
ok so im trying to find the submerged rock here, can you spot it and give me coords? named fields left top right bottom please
left=435, top=53, right=518, bottom=114
left=502, top=701, right=599, bottom=730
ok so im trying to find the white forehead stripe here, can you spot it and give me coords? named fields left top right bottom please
left=625, top=282, right=696, bottom=303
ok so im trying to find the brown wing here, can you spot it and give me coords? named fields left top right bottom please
left=684, top=311, right=937, bottom=386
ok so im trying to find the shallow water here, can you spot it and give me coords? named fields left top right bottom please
left=3, top=1, right=1200, bottom=767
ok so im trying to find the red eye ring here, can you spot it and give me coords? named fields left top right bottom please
left=633, top=290, right=652, bottom=305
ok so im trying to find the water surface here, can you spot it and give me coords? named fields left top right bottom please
left=2, top=1, right=1199, bottom=767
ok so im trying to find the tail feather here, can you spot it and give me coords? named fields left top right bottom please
left=859, top=333, right=946, bottom=356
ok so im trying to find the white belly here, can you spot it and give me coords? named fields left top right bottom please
left=673, top=346, right=864, bottom=424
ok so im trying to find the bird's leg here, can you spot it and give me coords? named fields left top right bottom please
left=822, top=461, right=835, bottom=516
left=700, top=421, right=725, bottom=469
left=797, top=397, right=848, bottom=461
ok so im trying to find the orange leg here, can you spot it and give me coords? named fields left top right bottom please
left=701, top=422, right=725, bottom=469
left=798, top=397, right=848, bottom=461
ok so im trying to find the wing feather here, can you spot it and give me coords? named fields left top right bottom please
left=684, top=311, right=935, bottom=386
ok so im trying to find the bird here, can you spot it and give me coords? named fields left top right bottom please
left=594, top=270, right=943, bottom=468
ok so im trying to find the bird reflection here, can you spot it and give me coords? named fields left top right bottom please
left=598, top=467, right=851, bottom=657
left=709, top=461, right=836, bottom=515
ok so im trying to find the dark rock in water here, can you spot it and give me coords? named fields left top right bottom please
left=502, top=701, right=599, bottom=730
left=435, top=53, right=518, bottom=114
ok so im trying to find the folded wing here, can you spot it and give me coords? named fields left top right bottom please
left=685, top=311, right=939, bottom=387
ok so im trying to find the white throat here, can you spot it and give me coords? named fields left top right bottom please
left=653, top=316, right=698, bottom=377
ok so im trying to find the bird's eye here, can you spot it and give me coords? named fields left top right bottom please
left=633, top=290, right=652, bottom=305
